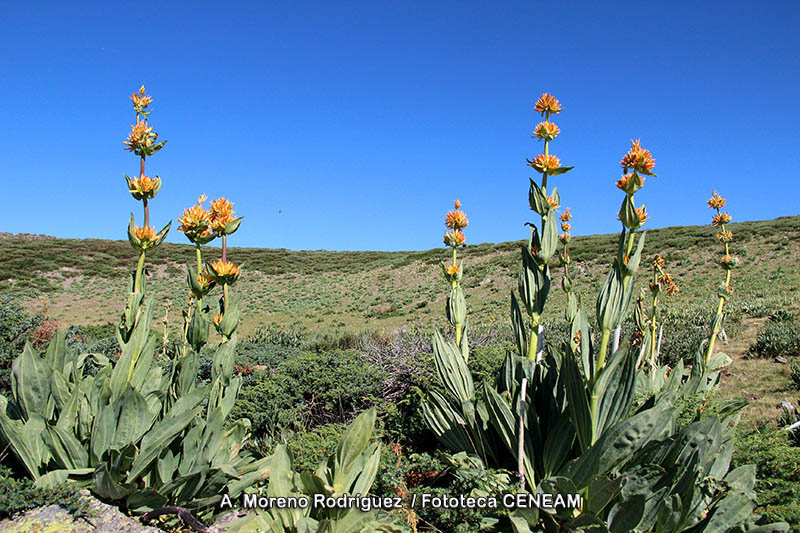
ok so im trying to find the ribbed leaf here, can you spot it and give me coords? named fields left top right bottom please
left=0, top=395, right=45, bottom=478
left=112, top=388, right=157, bottom=451
left=432, top=331, right=474, bottom=404
left=127, top=387, right=207, bottom=482
left=94, top=463, right=132, bottom=500
left=421, top=390, right=475, bottom=454
left=562, top=353, right=592, bottom=452
left=538, top=209, right=558, bottom=264
left=703, top=491, right=753, bottom=533
left=45, top=331, right=67, bottom=376
left=110, top=295, right=155, bottom=401
left=12, top=342, right=52, bottom=419
left=43, top=423, right=88, bottom=469
left=542, top=417, right=575, bottom=478
left=91, top=401, right=117, bottom=463
left=335, top=408, right=376, bottom=474
left=511, top=291, right=528, bottom=359
left=563, top=397, right=674, bottom=489
left=595, top=346, right=636, bottom=435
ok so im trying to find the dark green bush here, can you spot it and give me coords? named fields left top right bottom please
left=286, top=423, right=346, bottom=473
left=229, top=348, right=387, bottom=439
left=733, top=423, right=800, bottom=528
left=749, top=318, right=800, bottom=358
left=0, top=465, right=87, bottom=520
left=0, top=295, right=41, bottom=396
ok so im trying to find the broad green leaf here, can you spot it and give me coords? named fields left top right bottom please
left=12, top=342, right=52, bottom=419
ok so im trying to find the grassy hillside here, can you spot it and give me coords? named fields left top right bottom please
left=3, top=216, right=800, bottom=528
left=2, top=216, right=798, bottom=336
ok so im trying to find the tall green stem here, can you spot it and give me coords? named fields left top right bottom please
left=195, top=245, right=203, bottom=311
left=704, top=220, right=731, bottom=365
left=223, top=283, right=229, bottom=313
left=649, top=268, right=659, bottom=366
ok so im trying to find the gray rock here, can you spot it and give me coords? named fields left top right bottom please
left=0, top=491, right=163, bottom=533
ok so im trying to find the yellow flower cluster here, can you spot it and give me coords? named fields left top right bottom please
left=444, top=199, right=468, bottom=247
left=620, top=139, right=656, bottom=174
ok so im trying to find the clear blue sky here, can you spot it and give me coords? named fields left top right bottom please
left=2, top=1, right=798, bottom=251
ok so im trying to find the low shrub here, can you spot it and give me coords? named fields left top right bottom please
left=0, top=295, right=41, bottom=396
left=229, top=348, right=387, bottom=438
left=750, top=318, right=800, bottom=358
left=0, top=465, right=87, bottom=521
left=733, top=423, right=800, bottom=528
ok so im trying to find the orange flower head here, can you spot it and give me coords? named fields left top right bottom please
left=454, top=199, right=461, bottom=209
left=212, top=313, right=224, bottom=326
left=443, top=230, right=466, bottom=247
left=716, top=230, right=733, bottom=242
left=445, top=265, right=460, bottom=277
left=636, top=205, right=649, bottom=225
left=211, top=259, right=240, bottom=278
left=559, top=233, right=571, bottom=244
left=178, top=203, right=213, bottom=241
left=210, top=197, right=236, bottom=232
left=719, top=255, right=740, bottom=270
left=127, top=174, right=161, bottom=200
left=659, top=273, right=680, bottom=297
left=532, top=121, right=560, bottom=141
left=130, top=85, right=153, bottom=112
left=707, top=191, right=727, bottom=209
left=712, top=212, right=732, bottom=226
left=528, top=154, right=561, bottom=174
left=559, top=207, right=572, bottom=222
left=197, top=269, right=215, bottom=290
left=620, top=139, right=656, bottom=174
left=652, top=255, right=666, bottom=268
left=547, top=194, right=560, bottom=209
left=616, top=172, right=646, bottom=194
left=134, top=225, right=156, bottom=243
left=561, top=222, right=571, bottom=233
left=534, top=93, right=563, bottom=115
left=445, top=210, right=469, bottom=230
left=124, top=122, right=158, bottom=152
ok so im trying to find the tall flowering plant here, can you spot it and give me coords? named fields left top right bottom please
left=634, top=255, right=680, bottom=369
left=558, top=207, right=579, bottom=322
left=177, top=195, right=243, bottom=351
left=515, top=93, right=573, bottom=360
left=0, top=86, right=267, bottom=526
left=704, top=190, right=737, bottom=367
left=442, top=199, right=468, bottom=353
left=420, top=94, right=785, bottom=531
left=119, top=86, right=171, bottom=341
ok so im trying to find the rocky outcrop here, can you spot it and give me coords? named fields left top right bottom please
left=0, top=491, right=162, bottom=533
